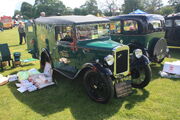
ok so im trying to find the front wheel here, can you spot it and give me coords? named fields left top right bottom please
left=131, top=64, right=152, bottom=88
left=83, top=70, right=114, bottom=104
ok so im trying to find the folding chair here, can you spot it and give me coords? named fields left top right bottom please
left=0, top=43, right=14, bottom=70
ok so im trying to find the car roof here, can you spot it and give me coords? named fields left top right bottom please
left=109, top=14, right=164, bottom=21
left=35, top=15, right=110, bottom=25
left=165, top=13, right=180, bottom=19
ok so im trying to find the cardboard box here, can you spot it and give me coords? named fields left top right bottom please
left=163, top=61, right=180, bottom=75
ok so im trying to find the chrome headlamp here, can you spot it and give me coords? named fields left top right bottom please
left=104, top=55, right=114, bottom=66
left=134, top=49, right=143, bottom=59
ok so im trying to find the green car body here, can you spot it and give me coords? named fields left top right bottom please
left=109, top=14, right=169, bottom=63
left=25, top=15, right=151, bottom=103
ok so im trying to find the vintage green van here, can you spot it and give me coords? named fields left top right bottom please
left=109, top=14, right=169, bottom=63
left=25, top=15, right=151, bottom=103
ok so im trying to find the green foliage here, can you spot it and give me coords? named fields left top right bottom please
left=174, top=4, right=180, bottom=12
left=21, top=2, right=33, bottom=19
left=123, top=0, right=144, bottom=14
left=159, top=6, right=174, bottom=16
left=73, top=0, right=100, bottom=15
left=13, top=10, right=21, bottom=19
left=168, top=0, right=180, bottom=6
left=33, top=0, right=66, bottom=17
left=102, top=0, right=121, bottom=16
left=143, top=0, right=163, bottom=14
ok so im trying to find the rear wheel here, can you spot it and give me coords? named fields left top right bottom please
left=131, top=64, right=151, bottom=88
left=83, top=70, right=114, bottom=103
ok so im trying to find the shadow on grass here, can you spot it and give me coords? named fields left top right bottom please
left=0, top=63, right=34, bottom=73
left=7, top=73, right=149, bottom=120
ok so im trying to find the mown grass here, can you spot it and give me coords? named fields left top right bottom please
left=0, top=28, right=180, bottom=120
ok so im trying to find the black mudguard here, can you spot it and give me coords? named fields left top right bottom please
left=81, top=63, right=112, bottom=77
left=130, top=55, right=150, bottom=70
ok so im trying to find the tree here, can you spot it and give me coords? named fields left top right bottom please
left=159, top=6, right=174, bottom=16
left=123, top=0, right=144, bottom=14
left=168, top=0, right=180, bottom=6
left=74, top=8, right=88, bottom=15
left=101, top=0, right=120, bottom=16
left=21, top=2, right=33, bottom=19
left=143, top=0, right=163, bottom=13
left=73, top=0, right=100, bottom=15
left=168, top=0, right=180, bottom=13
left=13, top=10, right=21, bottom=19
left=174, top=3, right=180, bottom=12
left=33, top=0, right=67, bottom=17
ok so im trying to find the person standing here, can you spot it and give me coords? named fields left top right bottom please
left=18, top=22, right=26, bottom=44
left=0, top=22, right=3, bottom=32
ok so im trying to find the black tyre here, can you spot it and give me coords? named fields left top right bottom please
left=131, top=64, right=152, bottom=88
left=83, top=70, right=114, bottom=103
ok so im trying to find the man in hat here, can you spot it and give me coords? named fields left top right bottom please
left=18, top=21, right=26, bottom=45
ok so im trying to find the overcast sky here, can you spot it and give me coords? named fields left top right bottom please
left=0, top=0, right=169, bottom=16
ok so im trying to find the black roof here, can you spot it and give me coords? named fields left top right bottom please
left=165, top=13, right=180, bottom=19
left=109, top=14, right=164, bottom=21
left=35, top=15, right=110, bottom=25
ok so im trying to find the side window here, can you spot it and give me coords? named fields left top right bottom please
left=175, top=19, right=180, bottom=27
left=165, top=20, right=173, bottom=27
left=148, top=20, right=163, bottom=32
left=55, top=26, right=73, bottom=43
left=123, top=20, right=138, bottom=33
left=110, top=21, right=121, bottom=34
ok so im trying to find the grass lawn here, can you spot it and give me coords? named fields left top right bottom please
left=0, top=28, right=180, bottom=120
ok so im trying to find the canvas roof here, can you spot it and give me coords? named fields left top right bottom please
left=109, top=14, right=164, bottom=21
left=35, top=15, right=110, bottom=25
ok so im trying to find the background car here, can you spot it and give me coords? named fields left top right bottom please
left=165, top=13, right=180, bottom=46
left=109, top=14, right=169, bottom=63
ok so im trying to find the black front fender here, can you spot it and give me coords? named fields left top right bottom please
left=130, top=55, right=150, bottom=70
left=81, top=63, right=112, bottom=77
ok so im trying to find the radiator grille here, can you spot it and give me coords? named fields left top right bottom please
left=116, top=50, right=128, bottom=74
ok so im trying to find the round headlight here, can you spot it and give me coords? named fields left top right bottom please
left=104, top=55, right=114, bottom=66
left=134, top=49, right=143, bottom=58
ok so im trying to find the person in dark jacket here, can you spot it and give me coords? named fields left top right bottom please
left=18, top=21, right=26, bottom=44
left=0, top=22, right=3, bottom=31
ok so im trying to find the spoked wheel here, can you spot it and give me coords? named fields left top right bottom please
left=83, top=70, right=114, bottom=104
left=131, top=65, right=152, bottom=89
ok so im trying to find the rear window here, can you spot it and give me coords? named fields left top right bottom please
left=110, top=21, right=121, bottom=34
left=165, top=20, right=173, bottom=27
left=175, top=20, right=180, bottom=26
left=123, top=20, right=138, bottom=32
left=148, top=20, right=164, bottom=32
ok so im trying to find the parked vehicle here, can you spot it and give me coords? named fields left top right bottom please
left=109, top=14, right=169, bottom=63
left=165, top=13, right=180, bottom=46
left=0, top=16, right=13, bottom=29
left=25, top=15, right=151, bottom=103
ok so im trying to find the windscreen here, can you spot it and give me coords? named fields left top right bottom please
left=76, top=23, right=109, bottom=41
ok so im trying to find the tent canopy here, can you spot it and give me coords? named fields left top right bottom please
left=129, top=9, right=147, bottom=14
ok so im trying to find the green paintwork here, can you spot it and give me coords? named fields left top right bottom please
left=111, top=32, right=165, bottom=50
left=25, top=22, right=129, bottom=78
left=77, top=38, right=120, bottom=50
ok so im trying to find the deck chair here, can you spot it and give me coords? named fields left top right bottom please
left=0, top=43, right=14, bottom=70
